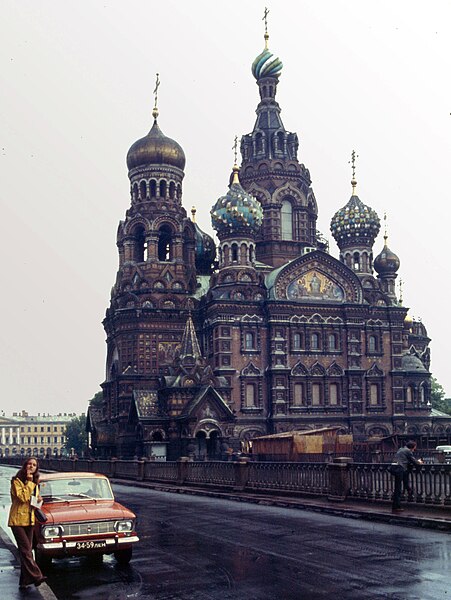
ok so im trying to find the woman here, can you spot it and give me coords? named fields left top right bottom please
left=8, top=457, right=47, bottom=589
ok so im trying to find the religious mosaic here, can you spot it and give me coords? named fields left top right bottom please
left=286, top=270, right=344, bottom=302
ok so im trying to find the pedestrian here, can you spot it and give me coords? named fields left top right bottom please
left=391, top=440, right=423, bottom=513
left=8, top=457, right=47, bottom=590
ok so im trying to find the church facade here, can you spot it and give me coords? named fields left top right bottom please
left=88, top=29, right=448, bottom=460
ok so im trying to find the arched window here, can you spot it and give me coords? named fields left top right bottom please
left=245, top=383, right=256, bottom=407
left=132, top=183, right=139, bottom=201
left=256, top=133, right=264, bottom=153
left=139, top=181, right=147, bottom=200
left=133, top=225, right=146, bottom=262
left=406, top=385, right=413, bottom=403
left=281, top=200, right=293, bottom=240
left=245, top=332, right=255, bottom=350
left=231, top=244, right=238, bottom=262
left=293, top=333, right=302, bottom=350
left=159, top=180, right=167, bottom=198
left=419, top=384, right=425, bottom=403
left=311, top=333, right=320, bottom=351
left=329, top=383, right=339, bottom=405
left=329, top=334, right=337, bottom=351
left=293, top=383, right=304, bottom=406
left=353, top=252, right=360, bottom=271
left=149, top=180, right=157, bottom=197
left=312, top=383, right=322, bottom=406
left=158, top=225, right=172, bottom=261
left=169, top=181, right=176, bottom=200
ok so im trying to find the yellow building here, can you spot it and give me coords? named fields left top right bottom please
left=0, top=411, right=77, bottom=458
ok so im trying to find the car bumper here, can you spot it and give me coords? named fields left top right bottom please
left=37, top=535, right=139, bottom=551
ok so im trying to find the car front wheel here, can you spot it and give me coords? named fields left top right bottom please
left=114, top=548, right=132, bottom=565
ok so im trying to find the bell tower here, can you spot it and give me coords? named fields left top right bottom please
left=239, top=11, right=320, bottom=267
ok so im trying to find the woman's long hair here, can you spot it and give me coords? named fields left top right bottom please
left=13, top=457, right=40, bottom=484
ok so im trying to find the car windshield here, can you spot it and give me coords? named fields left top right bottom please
left=40, top=477, right=114, bottom=501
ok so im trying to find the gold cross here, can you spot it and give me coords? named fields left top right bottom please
left=349, top=150, right=359, bottom=180
left=263, top=7, right=269, bottom=48
left=153, top=73, right=160, bottom=109
left=233, top=135, right=238, bottom=164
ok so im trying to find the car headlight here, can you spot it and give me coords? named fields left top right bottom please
left=114, top=520, right=134, bottom=533
left=42, top=525, right=64, bottom=539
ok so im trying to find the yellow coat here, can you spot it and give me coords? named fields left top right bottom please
left=8, top=478, right=37, bottom=527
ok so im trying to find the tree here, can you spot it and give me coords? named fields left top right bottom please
left=430, top=377, right=451, bottom=416
left=89, top=391, right=103, bottom=407
left=64, top=414, right=87, bottom=456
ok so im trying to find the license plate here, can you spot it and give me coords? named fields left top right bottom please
left=75, top=541, right=107, bottom=550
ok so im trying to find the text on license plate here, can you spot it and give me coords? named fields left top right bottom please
left=75, top=541, right=107, bottom=550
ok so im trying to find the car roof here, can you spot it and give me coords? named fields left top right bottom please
left=436, top=445, right=451, bottom=451
left=39, top=472, right=109, bottom=481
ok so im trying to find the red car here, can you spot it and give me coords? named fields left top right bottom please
left=34, top=472, right=138, bottom=568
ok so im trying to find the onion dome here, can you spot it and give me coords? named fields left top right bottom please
left=252, top=47, right=283, bottom=81
left=404, top=314, right=414, bottom=330
left=401, top=353, right=428, bottom=373
left=193, top=222, right=216, bottom=275
left=374, top=242, right=400, bottom=275
left=211, top=165, right=263, bottom=240
left=330, top=182, right=380, bottom=250
left=126, top=119, right=185, bottom=172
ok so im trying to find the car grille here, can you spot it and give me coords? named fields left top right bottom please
left=63, top=521, right=116, bottom=537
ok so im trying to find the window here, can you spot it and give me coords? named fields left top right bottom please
left=245, top=332, right=255, bottom=350
left=281, top=200, right=293, bottom=240
left=311, top=333, right=320, bottom=351
left=406, top=386, right=413, bottom=403
left=368, top=335, right=377, bottom=353
left=329, top=334, right=337, bottom=351
left=312, top=383, right=321, bottom=406
left=245, top=383, right=256, bottom=407
left=293, top=333, right=302, bottom=350
left=231, top=244, right=238, bottom=262
left=158, top=225, right=172, bottom=261
left=329, top=383, right=338, bottom=405
left=293, top=383, right=304, bottom=406
left=370, top=384, right=379, bottom=405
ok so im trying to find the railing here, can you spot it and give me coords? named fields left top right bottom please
left=1, top=457, right=450, bottom=508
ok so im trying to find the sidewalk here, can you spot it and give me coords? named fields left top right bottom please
left=112, top=478, right=451, bottom=532
left=0, top=525, right=57, bottom=600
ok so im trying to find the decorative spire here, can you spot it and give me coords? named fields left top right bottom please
left=180, top=315, right=202, bottom=360
left=349, top=150, right=359, bottom=194
left=263, top=7, right=270, bottom=49
left=383, top=211, right=388, bottom=244
left=399, top=277, right=403, bottom=306
left=152, top=73, right=160, bottom=121
left=191, top=206, right=196, bottom=222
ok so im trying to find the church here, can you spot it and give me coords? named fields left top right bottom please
left=88, top=21, right=447, bottom=460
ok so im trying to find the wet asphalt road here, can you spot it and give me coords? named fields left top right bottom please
left=1, top=468, right=450, bottom=599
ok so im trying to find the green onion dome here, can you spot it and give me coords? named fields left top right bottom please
left=252, top=48, right=283, bottom=80
left=211, top=166, right=263, bottom=240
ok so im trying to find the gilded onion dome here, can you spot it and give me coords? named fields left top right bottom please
left=374, top=242, right=400, bottom=275
left=330, top=187, right=380, bottom=251
left=252, top=47, right=283, bottom=80
left=211, top=165, right=263, bottom=240
left=126, top=119, right=186, bottom=172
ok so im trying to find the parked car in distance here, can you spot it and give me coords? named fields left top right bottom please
left=34, top=472, right=138, bottom=569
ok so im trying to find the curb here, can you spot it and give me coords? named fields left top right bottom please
left=0, top=523, right=58, bottom=600
left=111, top=478, right=451, bottom=532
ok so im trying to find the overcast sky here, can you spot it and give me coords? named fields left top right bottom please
left=1, top=0, right=450, bottom=416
